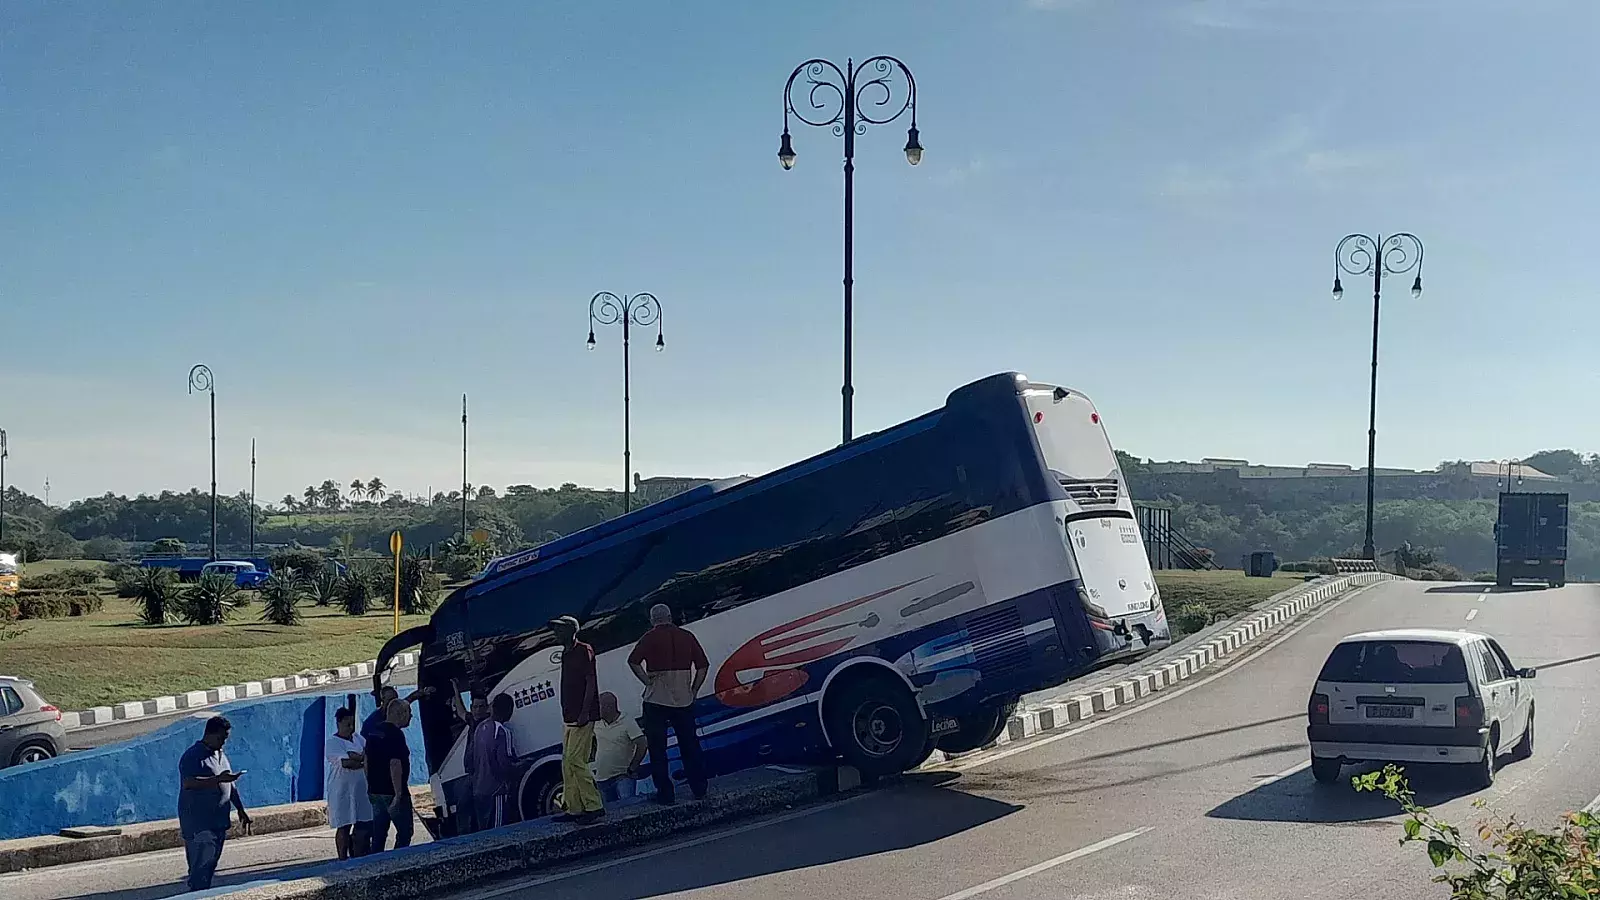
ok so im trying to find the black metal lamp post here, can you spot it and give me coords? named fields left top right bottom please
left=0, top=429, right=8, bottom=548
left=587, top=292, right=664, bottom=514
left=188, top=364, right=218, bottom=560
left=249, top=438, right=257, bottom=556
left=779, top=55, right=921, bottom=444
left=1332, top=233, right=1424, bottom=561
left=1497, top=459, right=1524, bottom=492
left=461, top=393, right=469, bottom=542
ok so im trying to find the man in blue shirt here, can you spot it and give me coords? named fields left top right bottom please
left=177, top=716, right=251, bottom=892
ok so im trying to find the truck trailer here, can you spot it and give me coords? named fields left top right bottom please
left=1495, top=491, right=1568, bottom=588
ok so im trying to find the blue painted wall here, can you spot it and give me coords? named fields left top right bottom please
left=0, top=691, right=428, bottom=841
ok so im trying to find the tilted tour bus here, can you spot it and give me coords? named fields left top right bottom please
left=376, top=372, right=1167, bottom=831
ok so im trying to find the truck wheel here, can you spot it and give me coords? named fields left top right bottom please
left=1496, top=573, right=1512, bottom=588
left=823, top=672, right=929, bottom=779
left=935, top=701, right=1017, bottom=755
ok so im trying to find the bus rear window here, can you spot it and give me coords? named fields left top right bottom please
left=1317, top=641, right=1469, bottom=684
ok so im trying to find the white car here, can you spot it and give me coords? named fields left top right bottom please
left=1307, top=629, right=1535, bottom=788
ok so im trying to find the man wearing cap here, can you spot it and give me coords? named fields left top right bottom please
left=549, top=615, right=605, bottom=824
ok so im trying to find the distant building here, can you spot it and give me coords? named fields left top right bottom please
left=1143, top=458, right=1555, bottom=481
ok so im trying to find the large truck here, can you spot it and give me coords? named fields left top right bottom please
left=1495, top=492, right=1568, bottom=587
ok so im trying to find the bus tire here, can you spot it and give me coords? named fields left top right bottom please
left=823, top=671, right=929, bottom=778
left=517, top=764, right=563, bottom=821
left=935, top=701, right=1017, bottom=755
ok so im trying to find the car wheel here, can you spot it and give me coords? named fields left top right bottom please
left=1470, top=736, right=1498, bottom=789
left=1310, top=756, right=1342, bottom=785
left=11, top=740, right=57, bottom=766
left=823, top=672, right=929, bottom=779
left=1512, top=707, right=1534, bottom=761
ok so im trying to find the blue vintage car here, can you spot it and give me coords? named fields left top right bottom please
left=199, top=560, right=271, bottom=589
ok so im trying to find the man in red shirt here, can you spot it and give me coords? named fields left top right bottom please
left=549, top=616, right=604, bottom=824
left=627, top=603, right=710, bottom=803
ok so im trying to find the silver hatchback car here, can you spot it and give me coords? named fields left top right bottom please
left=0, top=676, right=66, bottom=767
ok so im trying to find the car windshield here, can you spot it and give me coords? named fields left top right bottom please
left=1318, top=640, right=1470, bottom=685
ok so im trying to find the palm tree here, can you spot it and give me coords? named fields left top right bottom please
left=349, top=479, right=367, bottom=503
left=318, top=480, right=341, bottom=510
left=303, top=485, right=320, bottom=510
left=281, top=494, right=297, bottom=513
left=366, top=478, right=386, bottom=501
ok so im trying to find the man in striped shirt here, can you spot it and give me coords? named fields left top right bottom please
left=627, top=604, right=710, bottom=804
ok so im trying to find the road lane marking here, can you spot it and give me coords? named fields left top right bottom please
left=466, top=792, right=874, bottom=897
left=1255, top=760, right=1310, bottom=786
left=932, top=828, right=1150, bottom=900
left=1466, top=608, right=1480, bottom=622
left=950, top=582, right=1382, bottom=771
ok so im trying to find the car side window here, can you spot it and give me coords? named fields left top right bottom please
left=1486, top=639, right=1520, bottom=678
left=1477, top=643, right=1506, bottom=683
left=0, top=687, right=22, bottom=716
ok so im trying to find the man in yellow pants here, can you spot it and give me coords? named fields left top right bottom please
left=549, top=616, right=604, bottom=824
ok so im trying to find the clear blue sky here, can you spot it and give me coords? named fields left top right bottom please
left=3, top=0, right=1597, bottom=504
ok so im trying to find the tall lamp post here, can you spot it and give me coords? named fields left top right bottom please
left=188, top=364, right=218, bottom=561
left=0, top=428, right=8, bottom=548
left=461, top=393, right=469, bottom=542
left=1332, top=233, right=1424, bottom=561
left=249, top=438, right=257, bottom=557
left=779, top=55, right=922, bottom=444
left=587, top=291, right=664, bottom=514
left=1497, top=459, right=1524, bottom=492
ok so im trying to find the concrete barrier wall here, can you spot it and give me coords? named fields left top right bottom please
left=0, top=691, right=427, bottom=841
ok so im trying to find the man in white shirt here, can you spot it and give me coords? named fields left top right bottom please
left=591, top=692, right=646, bottom=803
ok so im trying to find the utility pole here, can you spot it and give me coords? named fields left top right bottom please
left=249, top=439, right=257, bottom=556
left=461, top=394, right=469, bottom=542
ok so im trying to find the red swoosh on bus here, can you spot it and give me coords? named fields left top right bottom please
left=714, top=577, right=932, bottom=709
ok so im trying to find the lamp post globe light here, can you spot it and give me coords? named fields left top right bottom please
left=188, top=364, right=218, bottom=561
left=779, top=55, right=921, bottom=444
left=1331, top=233, right=1424, bottom=561
left=587, top=291, right=664, bottom=514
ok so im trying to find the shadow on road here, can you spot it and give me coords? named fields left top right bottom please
left=505, top=773, right=1022, bottom=900
left=64, top=856, right=332, bottom=900
left=1424, top=584, right=1546, bottom=595
left=1206, top=762, right=1489, bottom=825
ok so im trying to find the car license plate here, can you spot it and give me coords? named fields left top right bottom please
left=929, top=716, right=961, bottom=736
left=1365, top=705, right=1415, bottom=719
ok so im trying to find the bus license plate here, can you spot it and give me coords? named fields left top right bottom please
left=1125, top=599, right=1152, bottom=613
left=1365, top=705, right=1414, bottom=719
left=929, top=716, right=961, bottom=736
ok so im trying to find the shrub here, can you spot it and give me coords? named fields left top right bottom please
left=269, top=548, right=330, bottom=580
left=337, top=570, right=374, bottom=616
left=1472, top=571, right=1497, bottom=583
left=131, top=567, right=178, bottom=625
left=149, top=538, right=186, bottom=556
left=397, top=555, right=443, bottom=615
left=109, top=563, right=144, bottom=598
left=1356, top=764, right=1600, bottom=897
left=440, top=553, right=480, bottom=583
left=17, top=593, right=68, bottom=619
left=177, top=574, right=238, bottom=626
left=258, top=574, right=303, bottom=626
left=1172, top=602, right=1216, bottom=636
left=23, top=567, right=103, bottom=591
left=0, top=595, right=17, bottom=622
left=82, top=536, right=125, bottom=561
left=306, top=569, right=340, bottom=607
left=68, top=592, right=104, bottom=616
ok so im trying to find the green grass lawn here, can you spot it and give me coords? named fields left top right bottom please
left=0, top=603, right=431, bottom=711
left=1156, top=569, right=1309, bottom=621
left=16, top=559, right=111, bottom=577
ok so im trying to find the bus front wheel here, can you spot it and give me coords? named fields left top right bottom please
left=823, top=672, right=929, bottom=779
left=518, top=764, right=563, bottom=821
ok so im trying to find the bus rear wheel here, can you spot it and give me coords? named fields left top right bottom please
left=823, top=672, right=929, bottom=779
left=518, top=765, right=563, bottom=821
left=935, top=701, right=1017, bottom=755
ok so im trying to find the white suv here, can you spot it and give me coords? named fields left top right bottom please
left=1307, top=629, right=1535, bottom=789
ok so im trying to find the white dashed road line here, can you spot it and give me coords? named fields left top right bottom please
left=1466, top=608, right=1480, bottom=622
left=931, top=828, right=1151, bottom=900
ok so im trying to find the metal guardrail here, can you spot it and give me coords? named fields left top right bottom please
left=1331, top=558, right=1381, bottom=573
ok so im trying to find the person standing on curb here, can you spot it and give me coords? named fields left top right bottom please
left=468, top=693, right=517, bottom=830
left=592, top=691, right=647, bottom=803
left=549, top=615, right=604, bottom=824
left=364, top=699, right=415, bottom=851
left=324, top=707, right=370, bottom=860
left=457, top=695, right=491, bottom=833
left=362, top=684, right=430, bottom=742
left=178, top=716, right=251, bottom=892
left=628, top=603, right=710, bottom=804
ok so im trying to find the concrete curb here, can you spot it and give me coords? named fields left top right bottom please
left=199, top=765, right=858, bottom=900
left=925, top=571, right=1402, bottom=766
left=62, top=652, right=421, bottom=730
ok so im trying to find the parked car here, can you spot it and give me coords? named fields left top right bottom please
left=0, top=676, right=66, bottom=767
left=1307, top=629, right=1535, bottom=789
left=200, top=560, right=271, bottom=589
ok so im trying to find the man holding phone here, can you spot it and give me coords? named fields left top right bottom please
left=178, top=716, right=252, bottom=891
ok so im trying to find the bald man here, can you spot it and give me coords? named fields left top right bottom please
left=627, top=604, right=709, bottom=803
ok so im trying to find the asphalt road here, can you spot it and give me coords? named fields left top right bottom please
left=438, top=579, right=1600, bottom=900
left=66, top=668, right=417, bottom=750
